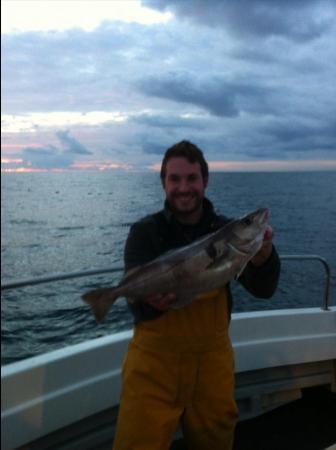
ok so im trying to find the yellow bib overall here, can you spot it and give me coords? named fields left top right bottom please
left=112, top=287, right=238, bottom=450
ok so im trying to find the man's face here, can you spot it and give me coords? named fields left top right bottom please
left=163, top=157, right=208, bottom=221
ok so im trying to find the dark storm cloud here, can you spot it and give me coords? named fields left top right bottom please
left=18, top=130, right=92, bottom=169
left=137, top=73, right=276, bottom=117
left=137, top=73, right=238, bottom=117
left=126, top=131, right=175, bottom=156
left=20, top=145, right=74, bottom=169
left=201, top=118, right=336, bottom=161
left=263, top=120, right=336, bottom=153
left=141, top=141, right=168, bottom=155
left=56, top=130, right=92, bottom=154
left=143, top=0, right=335, bottom=41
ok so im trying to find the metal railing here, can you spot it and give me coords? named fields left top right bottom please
left=279, top=255, right=331, bottom=311
left=0, top=266, right=123, bottom=290
left=1, top=255, right=332, bottom=310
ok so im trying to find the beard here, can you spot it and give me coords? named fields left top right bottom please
left=167, top=192, right=204, bottom=218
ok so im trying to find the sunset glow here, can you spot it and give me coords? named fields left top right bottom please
left=1, top=158, right=135, bottom=173
left=208, top=160, right=336, bottom=172
left=146, top=159, right=336, bottom=173
left=1, top=157, right=23, bottom=164
left=72, top=161, right=133, bottom=171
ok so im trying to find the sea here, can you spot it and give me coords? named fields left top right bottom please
left=1, top=170, right=335, bottom=366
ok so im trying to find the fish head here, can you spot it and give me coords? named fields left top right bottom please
left=229, top=208, right=269, bottom=254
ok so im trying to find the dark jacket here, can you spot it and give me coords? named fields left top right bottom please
left=124, top=198, right=281, bottom=323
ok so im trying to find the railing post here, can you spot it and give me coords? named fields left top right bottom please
left=279, top=255, right=331, bottom=311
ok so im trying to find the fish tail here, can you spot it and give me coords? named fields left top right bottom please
left=82, top=287, right=119, bottom=323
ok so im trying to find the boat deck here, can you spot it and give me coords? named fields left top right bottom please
left=232, top=386, right=336, bottom=450
left=92, top=386, right=336, bottom=450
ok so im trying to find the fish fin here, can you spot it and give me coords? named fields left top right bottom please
left=82, top=287, right=119, bottom=324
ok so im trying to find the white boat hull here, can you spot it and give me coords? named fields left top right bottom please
left=2, top=307, right=336, bottom=450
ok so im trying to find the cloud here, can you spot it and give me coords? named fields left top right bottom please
left=137, top=72, right=278, bottom=117
left=140, top=140, right=168, bottom=155
left=1, top=2, right=335, bottom=170
left=20, top=145, right=73, bottom=169
left=131, top=112, right=207, bottom=129
left=1, top=24, right=143, bottom=114
left=16, top=130, right=92, bottom=169
left=56, top=130, right=92, bottom=154
left=137, top=72, right=238, bottom=117
left=143, top=0, right=335, bottom=41
left=262, top=120, right=336, bottom=154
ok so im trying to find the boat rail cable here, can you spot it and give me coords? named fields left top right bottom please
left=1, top=255, right=332, bottom=310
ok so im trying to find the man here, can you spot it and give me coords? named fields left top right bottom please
left=112, top=141, right=280, bottom=450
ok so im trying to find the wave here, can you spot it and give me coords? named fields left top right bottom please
left=10, top=219, right=47, bottom=226
left=56, top=226, right=87, bottom=231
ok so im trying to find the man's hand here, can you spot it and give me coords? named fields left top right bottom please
left=144, top=293, right=177, bottom=311
left=251, top=225, right=273, bottom=267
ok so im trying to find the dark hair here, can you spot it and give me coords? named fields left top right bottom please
left=160, top=140, right=209, bottom=182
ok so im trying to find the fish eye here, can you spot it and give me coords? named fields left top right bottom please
left=243, top=217, right=252, bottom=226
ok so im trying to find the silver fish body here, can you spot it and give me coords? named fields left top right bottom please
left=82, top=208, right=269, bottom=322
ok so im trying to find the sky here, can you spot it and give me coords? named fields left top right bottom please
left=1, top=0, right=336, bottom=172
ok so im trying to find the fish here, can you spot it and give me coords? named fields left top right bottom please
left=82, top=208, right=269, bottom=323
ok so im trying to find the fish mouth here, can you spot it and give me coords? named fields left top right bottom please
left=257, top=208, right=269, bottom=224
left=227, top=242, right=250, bottom=256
